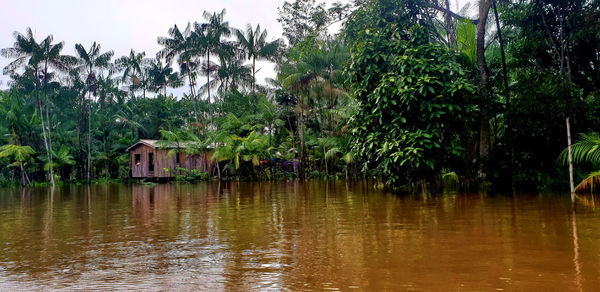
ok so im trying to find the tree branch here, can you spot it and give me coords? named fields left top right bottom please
left=431, top=5, right=479, bottom=25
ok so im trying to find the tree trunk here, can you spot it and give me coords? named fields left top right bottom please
left=20, top=162, right=25, bottom=186
left=37, top=92, right=55, bottom=187
left=477, top=0, right=492, bottom=158
left=298, top=95, right=305, bottom=180
left=445, top=0, right=457, bottom=48
left=207, top=52, right=211, bottom=105
left=252, top=57, right=256, bottom=95
left=87, top=91, right=92, bottom=184
left=187, top=63, right=200, bottom=125
left=323, top=147, right=328, bottom=176
left=492, top=0, right=513, bottom=186
left=567, top=117, right=575, bottom=201
left=345, top=166, right=349, bottom=181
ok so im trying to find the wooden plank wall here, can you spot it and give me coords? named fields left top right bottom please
left=130, top=144, right=215, bottom=178
left=130, top=144, right=153, bottom=178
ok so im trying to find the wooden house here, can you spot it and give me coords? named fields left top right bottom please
left=127, top=139, right=214, bottom=179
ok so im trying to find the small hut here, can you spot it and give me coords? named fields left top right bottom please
left=127, top=139, right=214, bottom=179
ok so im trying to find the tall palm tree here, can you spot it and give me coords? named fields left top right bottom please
left=216, top=50, right=252, bottom=94
left=74, top=41, right=114, bottom=183
left=277, top=48, right=333, bottom=179
left=157, top=23, right=203, bottom=124
left=195, top=9, right=231, bottom=105
left=116, top=49, right=147, bottom=99
left=236, top=24, right=280, bottom=95
left=1, top=28, right=75, bottom=186
left=157, top=23, right=197, bottom=99
left=146, top=57, right=182, bottom=96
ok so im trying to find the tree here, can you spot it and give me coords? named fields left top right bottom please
left=157, top=23, right=198, bottom=98
left=236, top=24, right=280, bottom=95
left=116, top=49, right=148, bottom=98
left=1, top=28, right=75, bottom=187
left=277, top=0, right=331, bottom=46
left=0, top=144, right=35, bottom=185
left=195, top=9, right=231, bottom=105
left=346, top=0, right=477, bottom=188
left=146, top=57, right=182, bottom=96
left=216, top=51, right=252, bottom=94
left=559, top=133, right=600, bottom=192
left=74, top=41, right=114, bottom=183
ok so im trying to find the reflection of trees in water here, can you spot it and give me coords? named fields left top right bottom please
left=0, top=183, right=599, bottom=290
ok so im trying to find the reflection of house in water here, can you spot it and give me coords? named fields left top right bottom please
left=130, top=183, right=224, bottom=226
left=131, top=184, right=178, bottom=226
left=127, top=139, right=215, bottom=180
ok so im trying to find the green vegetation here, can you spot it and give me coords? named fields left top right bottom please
left=0, top=0, right=599, bottom=192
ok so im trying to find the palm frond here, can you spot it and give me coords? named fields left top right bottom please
left=576, top=170, right=600, bottom=193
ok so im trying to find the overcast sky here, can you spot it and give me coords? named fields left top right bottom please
left=0, top=0, right=473, bottom=93
left=0, top=0, right=294, bottom=92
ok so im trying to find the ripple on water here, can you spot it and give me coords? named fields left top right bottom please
left=0, top=182, right=597, bottom=290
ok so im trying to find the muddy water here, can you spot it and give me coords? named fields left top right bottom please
left=0, top=181, right=598, bottom=290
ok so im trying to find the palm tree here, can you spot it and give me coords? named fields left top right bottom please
left=0, top=144, right=35, bottom=186
left=74, top=41, right=114, bottom=183
left=559, top=133, right=600, bottom=192
left=195, top=9, right=231, bottom=105
left=157, top=23, right=197, bottom=98
left=1, top=28, right=75, bottom=186
left=216, top=50, right=252, bottom=94
left=146, top=57, right=182, bottom=96
left=1, top=27, right=75, bottom=83
left=211, top=130, right=269, bottom=179
left=157, top=23, right=202, bottom=123
left=116, top=49, right=148, bottom=98
left=236, top=24, right=280, bottom=95
left=47, top=146, right=75, bottom=181
left=277, top=54, right=324, bottom=179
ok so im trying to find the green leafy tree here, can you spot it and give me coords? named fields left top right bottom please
left=348, top=21, right=477, bottom=187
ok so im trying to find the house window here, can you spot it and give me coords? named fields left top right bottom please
left=176, top=152, right=184, bottom=164
left=134, top=154, right=141, bottom=166
left=148, top=153, right=154, bottom=172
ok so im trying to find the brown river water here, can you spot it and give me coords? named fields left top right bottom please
left=0, top=181, right=599, bottom=291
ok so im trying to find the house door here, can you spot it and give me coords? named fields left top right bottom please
left=148, top=152, right=154, bottom=175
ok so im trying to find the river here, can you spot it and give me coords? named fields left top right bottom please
left=0, top=181, right=598, bottom=290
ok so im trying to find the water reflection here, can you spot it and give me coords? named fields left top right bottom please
left=0, top=182, right=598, bottom=290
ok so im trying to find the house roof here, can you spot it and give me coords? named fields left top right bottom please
left=126, top=139, right=213, bottom=152
left=127, top=139, right=157, bottom=151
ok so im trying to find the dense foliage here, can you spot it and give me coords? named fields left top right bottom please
left=0, top=0, right=599, bottom=192
left=348, top=24, right=477, bottom=187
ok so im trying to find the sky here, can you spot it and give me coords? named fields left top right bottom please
left=0, top=0, right=291, bottom=93
left=0, top=0, right=473, bottom=93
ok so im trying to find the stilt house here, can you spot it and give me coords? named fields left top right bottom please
left=127, top=139, right=214, bottom=179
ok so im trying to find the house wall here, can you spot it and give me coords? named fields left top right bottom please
left=130, top=145, right=215, bottom=178
left=155, top=148, right=176, bottom=178
left=130, top=144, right=153, bottom=178
left=182, top=152, right=215, bottom=173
